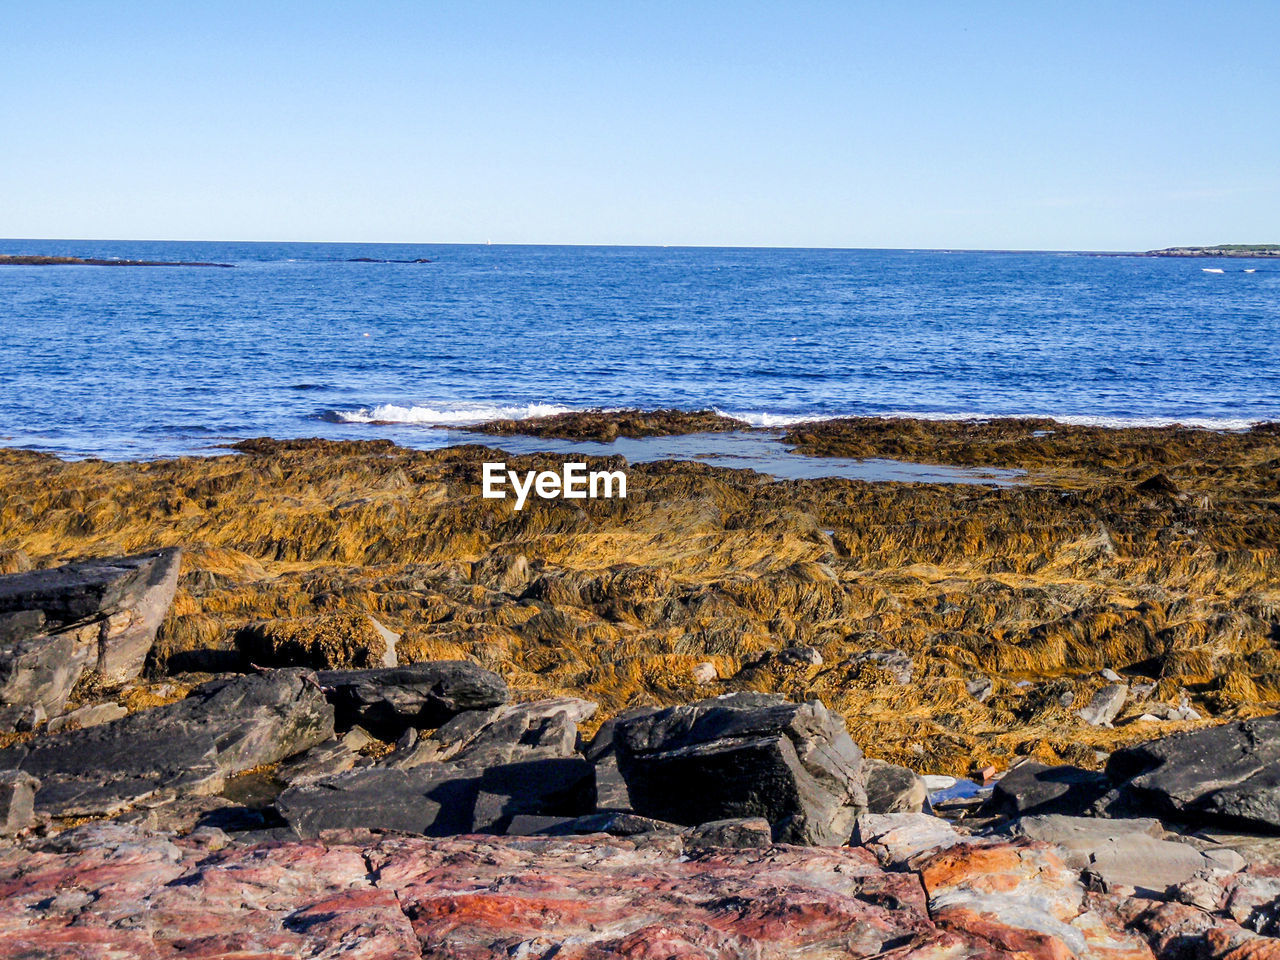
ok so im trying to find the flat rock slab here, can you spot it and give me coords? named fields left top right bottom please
left=0, top=669, right=333, bottom=817
left=614, top=692, right=866, bottom=846
left=316, top=660, right=508, bottom=738
left=0, top=549, right=181, bottom=725
left=1109, top=715, right=1280, bottom=831
left=277, top=756, right=595, bottom=838
left=1007, top=814, right=1243, bottom=895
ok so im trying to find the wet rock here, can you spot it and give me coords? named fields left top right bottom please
left=864, top=758, right=929, bottom=814
left=1108, top=715, right=1280, bottom=830
left=0, top=770, right=39, bottom=835
left=685, top=817, right=773, bottom=848
left=0, top=548, right=181, bottom=726
left=0, top=668, right=333, bottom=817
left=985, top=761, right=1111, bottom=818
left=1005, top=814, right=1243, bottom=896
left=276, top=756, right=595, bottom=838
left=1078, top=684, right=1128, bottom=727
left=613, top=692, right=866, bottom=845
left=237, top=612, right=399, bottom=670
left=316, top=660, right=508, bottom=738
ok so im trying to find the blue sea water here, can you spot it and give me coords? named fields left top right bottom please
left=1, top=240, right=1277, bottom=461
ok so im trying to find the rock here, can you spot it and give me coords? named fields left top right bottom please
left=0, top=821, right=1144, bottom=960
left=276, top=756, right=595, bottom=838
left=316, top=660, right=508, bottom=738
left=847, top=649, right=914, bottom=685
left=418, top=697, right=597, bottom=766
left=864, top=758, right=928, bottom=814
left=508, top=811, right=685, bottom=837
left=917, top=840, right=1153, bottom=960
left=236, top=613, right=399, bottom=670
left=985, top=761, right=1111, bottom=819
left=853, top=812, right=964, bottom=867
left=44, top=701, right=128, bottom=734
left=1101, top=668, right=1124, bottom=683
left=0, top=770, right=39, bottom=835
left=966, top=676, right=994, bottom=703
left=774, top=645, right=823, bottom=668
left=691, top=661, right=717, bottom=684
left=277, top=727, right=374, bottom=786
left=0, top=668, right=333, bottom=817
left=613, top=692, right=866, bottom=845
left=1005, top=814, right=1242, bottom=896
left=1077, top=684, right=1128, bottom=727
left=685, top=817, right=773, bottom=848
left=0, top=548, right=181, bottom=726
left=1108, top=715, right=1280, bottom=830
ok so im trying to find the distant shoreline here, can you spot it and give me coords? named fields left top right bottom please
left=1137, top=244, right=1280, bottom=258
left=0, top=255, right=233, bottom=267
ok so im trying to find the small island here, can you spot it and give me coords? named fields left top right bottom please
left=0, top=255, right=234, bottom=267
left=1142, top=243, right=1280, bottom=258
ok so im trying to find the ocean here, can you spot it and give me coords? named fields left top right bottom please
left=1, top=240, right=1277, bottom=462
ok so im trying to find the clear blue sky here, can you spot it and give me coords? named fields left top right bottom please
left=2, top=1, right=1276, bottom=249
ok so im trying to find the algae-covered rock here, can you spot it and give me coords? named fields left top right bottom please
left=236, top=613, right=398, bottom=670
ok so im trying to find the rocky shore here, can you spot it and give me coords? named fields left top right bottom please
left=1, top=413, right=1279, bottom=957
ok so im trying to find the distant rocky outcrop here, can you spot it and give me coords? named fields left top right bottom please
left=1142, top=244, right=1280, bottom=257
left=0, top=255, right=234, bottom=267
left=475, top=407, right=751, bottom=440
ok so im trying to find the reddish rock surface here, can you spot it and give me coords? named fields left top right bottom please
left=0, top=823, right=1271, bottom=959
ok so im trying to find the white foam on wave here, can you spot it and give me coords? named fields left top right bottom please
left=329, top=402, right=575, bottom=426
left=329, top=402, right=1269, bottom=433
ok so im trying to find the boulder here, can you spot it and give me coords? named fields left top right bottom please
left=1108, top=715, right=1280, bottom=830
left=0, top=549, right=181, bottom=726
left=276, top=756, right=595, bottom=838
left=985, top=761, right=1111, bottom=819
left=0, top=668, right=333, bottom=817
left=390, top=697, right=597, bottom=767
left=613, top=692, right=865, bottom=845
left=0, top=770, right=39, bottom=835
left=316, top=660, right=508, bottom=738
left=853, top=813, right=964, bottom=868
left=864, top=758, right=928, bottom=814
left=1077, top=684, right=1128, bottom=727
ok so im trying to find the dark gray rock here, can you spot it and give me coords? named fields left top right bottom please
left=506, top=811, right=683, bottom=838
left=276, top=756, right=595, bottom=838
left=0, top=770, right=39, bottom=835
left=316, top=660, right=508, bottom=738
left=685, top=817, right=773, bottom=848
left=984, top=761, right=1111, bottom=819
left=613, top=692, right=865, bottom=846
left=1108, top=715, right=1280, bottom=830
left=863, top=758, right=928, bottom=814
left=774, top=646, right=824, bottom=668
left=965, top=676, right=994, bottom=703
left=0, top=549, right=181, bottom=726
left=0, top=668, right=333, bottom=817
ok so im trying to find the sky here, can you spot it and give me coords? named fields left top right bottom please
left=2, top=1, right=1277, bottom=249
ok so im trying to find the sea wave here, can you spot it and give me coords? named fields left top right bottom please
left=325, top=402, right=1265, bottom=432
left=322, top=402, right=576, bottom=425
